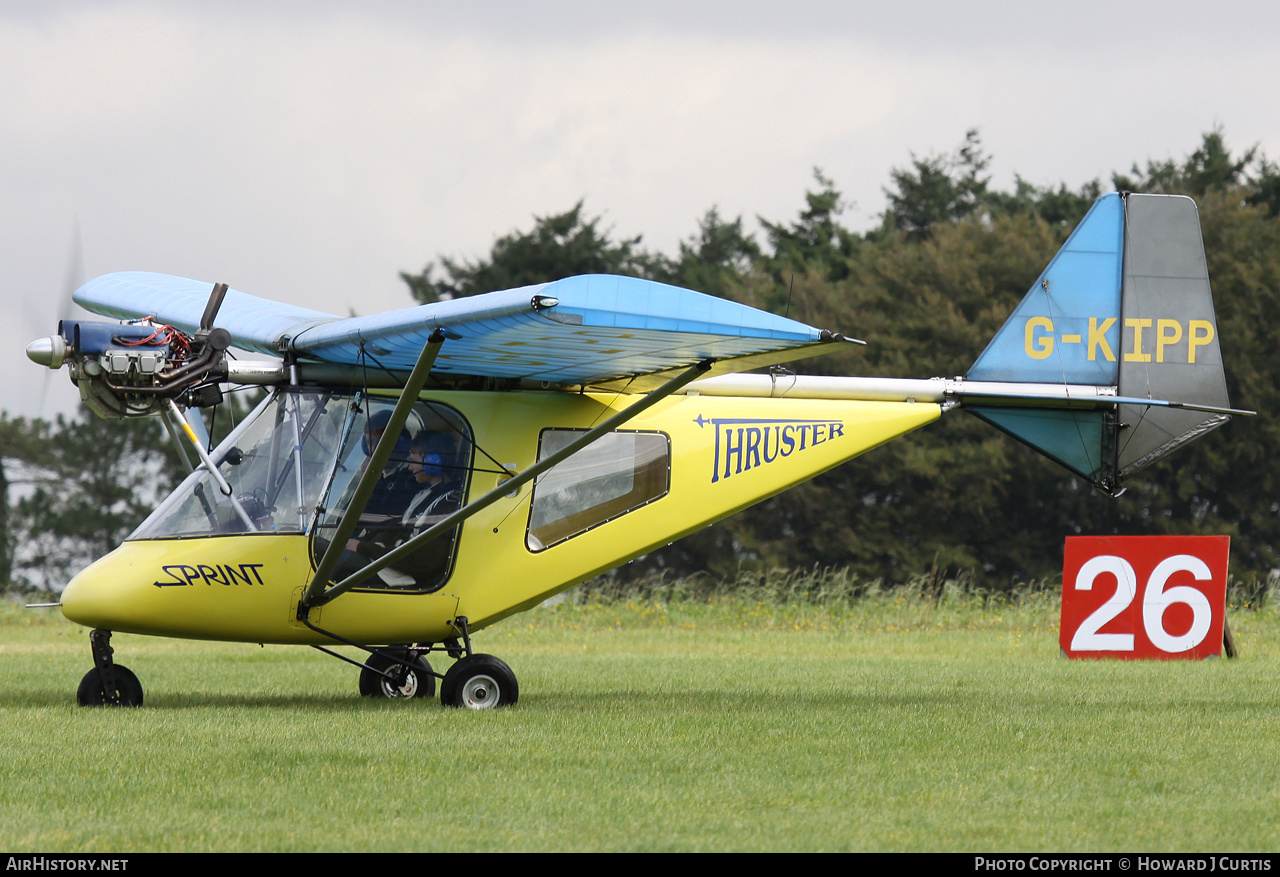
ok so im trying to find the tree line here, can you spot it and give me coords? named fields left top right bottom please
left=5, top=130, right=1277, bottom=592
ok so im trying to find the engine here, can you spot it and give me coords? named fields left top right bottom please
left=26, top=318, right=231, bottom=419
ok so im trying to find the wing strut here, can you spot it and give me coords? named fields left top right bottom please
left=300, top=357, right=714, bottom=611
left=303, top=331, right=448, bottom=608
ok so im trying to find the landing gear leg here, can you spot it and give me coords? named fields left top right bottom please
left=77, top=629, right=144, bottom=707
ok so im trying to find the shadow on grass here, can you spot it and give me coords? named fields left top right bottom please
left=8, top=667, right=1270, bottom=714
left=0, top=689, right=380, bottom=711
left=3, top=686, right=964, bottom=712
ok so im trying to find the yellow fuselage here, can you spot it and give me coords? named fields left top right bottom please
left=61, top=390, right=940, bottom=644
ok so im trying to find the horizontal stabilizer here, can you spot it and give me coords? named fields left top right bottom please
left=968, top=407, right=1113, bottom=484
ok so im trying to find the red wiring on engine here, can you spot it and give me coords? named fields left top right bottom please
left=118, top=318, right=194, bottom=361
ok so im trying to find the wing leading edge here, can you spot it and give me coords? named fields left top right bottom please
left=74, top=272, right=846, bottom=388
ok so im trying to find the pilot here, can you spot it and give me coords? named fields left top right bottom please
left=357, top=409, right=418, bottom=519
left=333, top=410, right=420, bottom=573
left=346, top=430, right=463, bottom=588
left=403, top=431, right=462, bottom=524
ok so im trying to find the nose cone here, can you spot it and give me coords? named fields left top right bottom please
left=26, top=335, right=67, bottom=369
left=59, top=551, right=143, bottom=631
left=59, top=568, right=106, bottom=628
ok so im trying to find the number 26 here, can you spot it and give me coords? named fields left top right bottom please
left=1070, top=554, right=1214, bottom=653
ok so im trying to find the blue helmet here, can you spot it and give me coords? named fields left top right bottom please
left=362, top=410, right=411, bottom=458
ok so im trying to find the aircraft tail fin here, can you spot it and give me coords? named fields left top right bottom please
left=964, top=192, right=1234, bottom=494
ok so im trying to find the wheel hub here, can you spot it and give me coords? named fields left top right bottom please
left=383, top=670, right=418, bottom=698
left=462, top=674, right=500, bottom=708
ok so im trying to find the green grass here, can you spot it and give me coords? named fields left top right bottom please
left=2, top=589, right=1279, bottom=852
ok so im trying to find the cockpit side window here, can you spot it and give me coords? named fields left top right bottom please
left=526, top=429, right=670, bottom=551
left=309, top=396, right=473, bottom=594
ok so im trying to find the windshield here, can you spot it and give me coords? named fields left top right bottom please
left=131, top=389, right=348, bottom=539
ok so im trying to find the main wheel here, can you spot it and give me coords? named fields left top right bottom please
left=359, top=650, right=435, bottom=699
left=440, top=654, right=518, bottom=709
left=76, top=665, right=144, bottom=707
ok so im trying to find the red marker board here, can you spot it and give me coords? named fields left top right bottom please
left=1060, top=536, right=1230, bottom=660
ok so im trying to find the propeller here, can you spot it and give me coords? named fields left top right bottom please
left=24, top=220, right=85, bottom=415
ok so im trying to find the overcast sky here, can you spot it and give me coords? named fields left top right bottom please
left=4, top=0, right=1278, bottom=419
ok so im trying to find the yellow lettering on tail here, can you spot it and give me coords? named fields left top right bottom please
left=1124, top=318, right=1152, bottom=362
left=1088, top=317, right=1116, bottom=362
left=1188, top=320, right=1214, bottom=363
left=1156, top=319, right=1182, bottom=363
left=1025, top=317, right=1054, bottom=359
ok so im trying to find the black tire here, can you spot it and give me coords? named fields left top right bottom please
left=440, top=654, right=518, bottom=709
left=359, top=650, right=435, bottom=699
left=76, top=665, right=144, bottom=707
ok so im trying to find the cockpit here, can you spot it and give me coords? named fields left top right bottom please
left=130, top=389, right=473, bottom=593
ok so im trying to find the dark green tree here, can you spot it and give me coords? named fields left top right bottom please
left=702, top=211, right=1078, bottom=585
left=1113, top=128, right=1255, bottom=197
left=879, top=129, right=992, bottom=240
left=644, top=130, right=1280, bottom=587
left=759, top=169, right=858, bottom=283
left=401, top=201, right=658, bottom=303
left=0, top=415, right=48, bottom=586
left=653, top=207, right=761, bottom=300
left=987, top=177, right=1102, bottom=227
left=395, top=128, right=1280, bottom=587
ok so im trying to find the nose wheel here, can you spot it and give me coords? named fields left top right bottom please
left=78, top=629, right=144, bottom=707
left=77, top=665, right=144, bottom=707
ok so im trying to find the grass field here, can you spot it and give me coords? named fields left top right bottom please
left=2, top=587, right=1279, bottom=852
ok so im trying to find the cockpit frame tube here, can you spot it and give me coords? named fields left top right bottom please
left=165, top=399, right=257, bottom=531
left=159, top=406, right=196, bottom=472
left=263, top=397, right=285, bottom=516
left=301, top=330, right=446, bottom=609
left=307, top=358, right=714, bottom=607
left=287, top=391, right=307, bottom=522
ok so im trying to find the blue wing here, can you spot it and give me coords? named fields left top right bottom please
left=71, top=272, right=336, bottom=354
left=74, top=272, right=844, bottom=388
